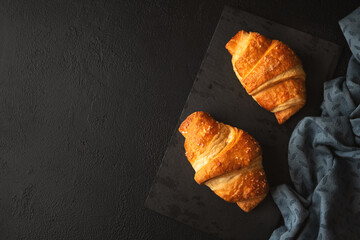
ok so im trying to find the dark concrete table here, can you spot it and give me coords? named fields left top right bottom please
left=0, top=1, right=358, bottom=239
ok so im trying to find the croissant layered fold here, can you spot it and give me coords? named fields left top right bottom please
left=226, top=31, right=306, bottom=124
left=179, top=111, right=269, bottom=212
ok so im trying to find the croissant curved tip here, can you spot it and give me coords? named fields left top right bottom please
left=274, top=101, right=305, bottom=124
left=236, top=191, right=268, bottom=212
left=225, top=30, right=245, bottom=55
left=179, top=111, right=209, bottom=136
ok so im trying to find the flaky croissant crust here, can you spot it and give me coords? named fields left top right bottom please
left=226, top=31, right=306, bottom=124
left=179, top=111, right=269, bottom=212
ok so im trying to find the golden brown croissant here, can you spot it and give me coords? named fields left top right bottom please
left=226, top=31, right=306, bottom=124
left=179, top=111, right=269, bottom=212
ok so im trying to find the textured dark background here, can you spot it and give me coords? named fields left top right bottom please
left=0, top=0, right=358, bottom=239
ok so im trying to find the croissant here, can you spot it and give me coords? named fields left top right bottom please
left=179, top=111, right=269, bottom=212
left=226, top=31, right=306, bottom=124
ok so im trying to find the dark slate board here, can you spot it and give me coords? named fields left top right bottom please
left=145, top=6, right=342, bottom=240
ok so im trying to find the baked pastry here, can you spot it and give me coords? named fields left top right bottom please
left=179, top=111, right=268, bottom=212
left=226, top=31, right=306, bottom=124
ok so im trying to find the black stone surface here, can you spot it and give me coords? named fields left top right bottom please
left=0, top=1, right=358, bottom=240
left=145, top=6, right=342, bottom=240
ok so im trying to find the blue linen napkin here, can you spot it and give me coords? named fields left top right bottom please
left=270, top=7, right=360, bottom=240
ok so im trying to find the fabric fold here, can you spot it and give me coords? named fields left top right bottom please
left=270, top=7, right=360, bottom=240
